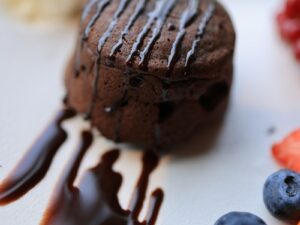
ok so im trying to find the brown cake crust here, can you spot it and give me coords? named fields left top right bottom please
left=65, top=0, right=236, bottom=149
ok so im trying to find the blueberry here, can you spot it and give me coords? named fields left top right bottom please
left=214, top=212, right=267, bottom=225
left=263, top=169, right=300, bottom=220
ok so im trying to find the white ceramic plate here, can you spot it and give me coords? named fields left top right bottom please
left=1, top=0, right=300, bottom=224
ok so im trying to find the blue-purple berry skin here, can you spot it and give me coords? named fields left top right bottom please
left=263, top=169, right=300, bottom=220
left=214, top=212, right=267, bottom=225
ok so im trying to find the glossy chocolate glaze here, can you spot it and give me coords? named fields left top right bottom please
left=0, top=109, right=75, bottom=205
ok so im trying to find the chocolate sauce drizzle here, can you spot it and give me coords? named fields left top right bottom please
left=75, top=0, right=99, bottom=73
left=0, top=109, right=76, bottom=205
left=138, top=0, right=177, bottom=66
left=75, top=0, right=111, bottom=76
left=110, top=0, right=147, bottom=58
left=40, top=140, right=163, bottom=225
left=167, top=0, right=199, bottom=70
left=82, top=0, right=111, bottom=41
left=126, top=0, right=177, bottom=65
left=185, top=1, right=216, bottom=70
left=82, top=0, right=99, bottom=22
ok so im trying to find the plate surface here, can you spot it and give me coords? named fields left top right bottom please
left=1, top=0, right=300, bottom=224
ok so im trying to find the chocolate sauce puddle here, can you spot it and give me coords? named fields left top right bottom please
left=40, top=140, right=163, bottom=225
left=0, top=108, right=164, bottom=225
left=0, top=108, right=75, bottom=205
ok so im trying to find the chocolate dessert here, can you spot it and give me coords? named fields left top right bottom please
left=65, top=0, right=236, bottom=148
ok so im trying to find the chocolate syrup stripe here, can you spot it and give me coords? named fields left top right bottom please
left=167, top=0, right=199, bottom=69
left=138, top=0, right=177, bottom=66
left=0, top=109, right=76, bottom=205
left=41, top=142, right=164, bottom=225
left=82, top=0, right=110, bottom=41
left=185, top=1, right=216, bottom=69
left=75, top=0, right=110, bottom=76
left=110, top=0, right=147, bottom=58
left=97, top=0, right=131, bottom=53
left=82, top=0, right=99, bottom=22
left=128, top=151, right=159, bottom=217
left=144, top=189, right=164, bottom=225
left=75, top=0, right=99, bottom=74
left=126, top=0, right=177, bottom=64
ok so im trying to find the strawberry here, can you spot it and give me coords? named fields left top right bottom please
left=277, top=12, right=300, bottom=43
left=272, top=129, right=300, bottom=173
left=285, top=0, right=300, bottom=18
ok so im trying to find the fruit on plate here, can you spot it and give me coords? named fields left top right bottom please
left=263, top=169, right=300, bottom=220
left=214, top=212, right=267, bottom=225
left=277, top=0, right=300, bottom=62
left=272, top=128, right=300, bottom=173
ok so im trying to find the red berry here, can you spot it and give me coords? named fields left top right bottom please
left=277, top=14, right=300, bottom=42
left=285, top=0, right=300, bottom=18
left=293, top=39, right=300, bottom=61
left=272, top=129, right=300, bottom=173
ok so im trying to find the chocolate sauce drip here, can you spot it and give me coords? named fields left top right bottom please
left=86, top=0, right=130, bottom=119
left=145, top=189, right=164, bottom=225
left=75, top=0, right=110, bottom=76
left=167, top=0, right=199, bottom=70
left=154, top=124, right=162, bottom=149
left=41, top=147, right=164, bottom=225
left=62, top=94, right=69, bottom=106
left=110, top=0, right=147, bottom=58
left=126, top=0, right=177, bottom=64
left=0, top=109, right=76, bottom=205
left=161, top=81, right=170, bottom=101
left=185, top=1, right=215, bottom=72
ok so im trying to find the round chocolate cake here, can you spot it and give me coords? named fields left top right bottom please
left=65, top=0, right=236, bottom=149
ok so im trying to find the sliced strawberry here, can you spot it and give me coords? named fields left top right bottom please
left=293, top=39, right=300, bottom=61
left=277, top=13, right=300, bottom=43
left=272, top=129, right=300, bottom=173
left=285, top=0, right=300, bottom=18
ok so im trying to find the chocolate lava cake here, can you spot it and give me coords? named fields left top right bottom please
left=65, top=0, right=236, bottom=148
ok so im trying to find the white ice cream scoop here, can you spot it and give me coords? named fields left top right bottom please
left=1, top=0, right=82, bottom=21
